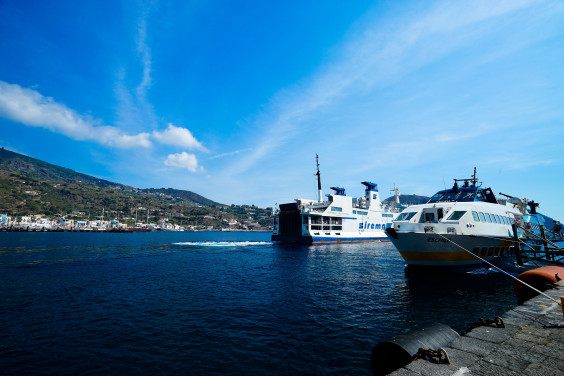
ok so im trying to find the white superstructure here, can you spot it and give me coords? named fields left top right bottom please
left=272, top=158, right=399, bottom=243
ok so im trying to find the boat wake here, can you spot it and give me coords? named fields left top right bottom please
left=173, top=241, right=272, bottom=247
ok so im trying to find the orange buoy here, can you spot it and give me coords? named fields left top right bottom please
left=514, top=266, right=564, bottom=302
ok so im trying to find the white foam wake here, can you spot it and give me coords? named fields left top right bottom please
left=173, top=241, right=272, bottom=247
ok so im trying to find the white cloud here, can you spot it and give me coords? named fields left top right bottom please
left=0, top=81, right=151, bottom=148
left=164, top=151, right=202, bottom=172
left=152, top=123, right=208, bottom=151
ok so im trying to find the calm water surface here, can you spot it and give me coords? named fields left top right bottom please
left=0, top=231, right=524, bottom=375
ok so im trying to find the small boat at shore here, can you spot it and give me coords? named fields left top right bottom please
left=386, top=169, right=547, bottom=268
left=272, top=155, right=399, bottom=244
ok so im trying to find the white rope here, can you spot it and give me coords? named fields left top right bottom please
left=433, top=232, right=562, bottom=305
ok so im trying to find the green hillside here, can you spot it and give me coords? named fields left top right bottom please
left=0, top=148, right=271, bottom=229
left=382, top=194, right=430, bottom=206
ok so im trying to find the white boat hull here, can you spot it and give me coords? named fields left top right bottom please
left=387, top=230, right=515, bottom=266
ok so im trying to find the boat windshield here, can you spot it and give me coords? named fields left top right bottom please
left=395, top=212, right=417, bottom=221
left=428, top=188, right=478, bottom=203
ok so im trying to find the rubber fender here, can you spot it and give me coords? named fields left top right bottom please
left=514, top=266, right=564, bottom=303
left=371, top=323, right=459, bottom=376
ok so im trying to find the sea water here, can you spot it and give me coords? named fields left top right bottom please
left=0, top=231, right=523, bottom=375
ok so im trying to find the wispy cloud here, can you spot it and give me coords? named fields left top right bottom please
left=228, top=0, right=545, bottom=175
left=209, top=148, right=253, bottom=160
left=114, top=3, right=157, bottom=132
left=153, top=123, right=208, bottom=151
left=135, top=12, right=152, bottom=101
left=164, top=151, right=202, bottom=172
left=0, top=81, right=151, bottom=148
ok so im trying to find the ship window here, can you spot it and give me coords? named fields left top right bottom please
left=458, top=191, right=475, bottom=201
left=396, top=212, right=407, bottom=221
left=479, top=212, right=486, bottom=222
left=303, top=216, right=309, bottom=224
left=437, top=191, right=460, bottom=202
left=485, top=213, right=492, bottom=223
left=429, top=192, right=445, bottom=202
left=422, top=212, right=435, bottom=223
left=397, top=212, right=417, bottom=221
left=331, top=207, right=342, bottom=212
left=447, top=211, right=467, bottom=221
left=472, top=211, right=480, bottom=221
left=494, top=215, right=501, bottom=224
left=353, top=210, right=356, bottom=214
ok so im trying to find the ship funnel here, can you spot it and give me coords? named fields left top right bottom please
left=362, top=181, right=379, bottom=208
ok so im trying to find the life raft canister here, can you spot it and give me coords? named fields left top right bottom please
left=514, top=266, right=564, bottom=302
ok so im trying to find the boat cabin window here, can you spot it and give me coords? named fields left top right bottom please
left=421, top=212, right=436, bottom=223
left=494, top=215, right=501, bottom=224
left=485, top=213, right=492, bottom=223
left=447, top=211, right=467, bottom=221
left=478, top=212, right=486, bottom=222
left=472, top=211, right=480, bottom=221
left=395, top=212, right=417, bottom=221
left=428, top=192, right=445, bottom=202
left=457, top=191, right=475, bottom=201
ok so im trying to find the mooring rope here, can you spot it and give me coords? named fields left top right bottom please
left=433, top=232, right=562, bottom=306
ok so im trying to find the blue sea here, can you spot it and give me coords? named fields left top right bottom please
left=0, top=231, right=524, bottom=375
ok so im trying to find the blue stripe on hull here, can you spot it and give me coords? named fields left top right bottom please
left=312, top=236, right=389, bottom=244
left=272, top=234, right=389, bottom=244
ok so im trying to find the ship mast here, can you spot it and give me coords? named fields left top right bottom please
left=316, top=154, right=322, bottom=203
left=391, top=184, right=401, bottom=205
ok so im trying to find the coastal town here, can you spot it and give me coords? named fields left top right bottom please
left=0, top=207, right=273, bottom=232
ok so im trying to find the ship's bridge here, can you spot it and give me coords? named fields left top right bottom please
left=427, top=183, right=497, bottom=204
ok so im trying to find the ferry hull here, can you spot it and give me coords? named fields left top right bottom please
left=272, top=233, right=388, bottom=244
left=388, top=231, right=514, bottom=267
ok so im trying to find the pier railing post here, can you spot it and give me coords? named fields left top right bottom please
left=512, top=223, right=522, bottom=266
left=539, top=225, right=552, bottom=261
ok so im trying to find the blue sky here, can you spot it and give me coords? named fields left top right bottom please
left=1, top=0, right=564, bottom=218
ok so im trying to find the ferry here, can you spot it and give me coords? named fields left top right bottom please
left=271, top=156, right=399, bottom=244
left=386, top=169, right=543, bottom=267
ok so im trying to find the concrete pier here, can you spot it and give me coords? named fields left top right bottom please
left=388, top=285, right=564, bottom=376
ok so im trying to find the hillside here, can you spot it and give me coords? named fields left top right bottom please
left=382, top=194, right=430, bottom=206
left=0, top=148, right=271, bottom=230
left=0, top=147, right=119, bottom=187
